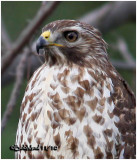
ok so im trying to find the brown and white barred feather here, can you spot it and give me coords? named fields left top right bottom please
left=15, top=20, right=136, bottom=159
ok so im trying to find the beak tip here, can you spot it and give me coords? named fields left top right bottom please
left=36, top=36, right=47, bottom=54
left=36, top=44, right=40, bottom=54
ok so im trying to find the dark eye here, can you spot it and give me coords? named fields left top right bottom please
left=64, top=31, right=78, bottom=42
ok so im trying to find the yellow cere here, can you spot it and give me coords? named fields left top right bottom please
left=41, top=30, right=64, bottom=47
left=41, top=31, right=51, bottom=40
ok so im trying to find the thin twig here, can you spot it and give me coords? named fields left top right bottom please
left=116, top=37, right=135, bottom=65
left=1, top=50, right=29, bottom=133
left=111, top=60, right=136, bottom=70
left=1, top=19, right=11, bottom=49
left=1, top=19, right=12, bottom=56
left=1, top=1, right=60, bottom=74
left=110, top=36, right=135, bottom=70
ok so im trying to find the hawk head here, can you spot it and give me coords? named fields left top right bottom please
left=36, top=20, right=107, bottom=66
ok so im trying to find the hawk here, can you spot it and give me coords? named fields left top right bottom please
left=15, top=20, right=136, bottom=159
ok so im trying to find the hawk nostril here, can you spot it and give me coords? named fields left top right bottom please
left=41, top=31, right=51, bottom=39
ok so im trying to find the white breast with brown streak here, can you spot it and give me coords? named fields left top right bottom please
left=15, top=63, right=121, bottom=159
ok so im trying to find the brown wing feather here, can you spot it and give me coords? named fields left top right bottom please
left=107, top=63, right=136, bottom=158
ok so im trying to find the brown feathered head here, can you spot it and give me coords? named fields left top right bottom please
left=36, top=20, right=107, bottom=66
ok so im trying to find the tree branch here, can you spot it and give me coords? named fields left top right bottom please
left=110, top=36, right=135, bottom=70
left=1, top=19, right=12, bottom=56
left=1, top=1, right=60, bottom=74
left=115, top=37, right=135, bottom=65
left=111, top=60, right=136, bottom=70
left=1, top=50, right=29, bottom=133
left=79, top=2, right=113, bottom=30
left=79, top=1, right=136, bottom=33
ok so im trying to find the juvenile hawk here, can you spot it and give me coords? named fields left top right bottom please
left=15, top=20, right=136, bottom=159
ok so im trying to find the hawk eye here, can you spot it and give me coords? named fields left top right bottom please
left=64, top=31, right=78, bottom=42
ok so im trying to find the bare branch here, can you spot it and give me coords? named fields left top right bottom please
left=79, top=2, right=113, bottom=29
left=110, top=36, right=135, bottom=70
left=2, top=52, right=41, bottom=86
left=1, top=20, right=11, bottom=47
left=111, top=60, right=136, bottom=70
left=1, top=50, right=29, bottom=133
left=79, top=1, right=135, bottom=33
left=1, top=19, right=12, bottom=55
left=1, top=1, right=60, bottom=74
left=115, top=37, right=135, bottom=65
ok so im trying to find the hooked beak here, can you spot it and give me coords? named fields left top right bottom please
left=36, top=36, right=49, bottom=54
left=36, top=31, right=64, bottom=54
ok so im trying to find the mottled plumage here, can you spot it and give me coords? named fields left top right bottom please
left=16, top=20, right=136, bottom=159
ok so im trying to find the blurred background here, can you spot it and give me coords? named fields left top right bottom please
left=1, top=1, right=136, bottom=159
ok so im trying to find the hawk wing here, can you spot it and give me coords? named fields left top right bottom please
left=108, top=65, right=136, bottom=158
